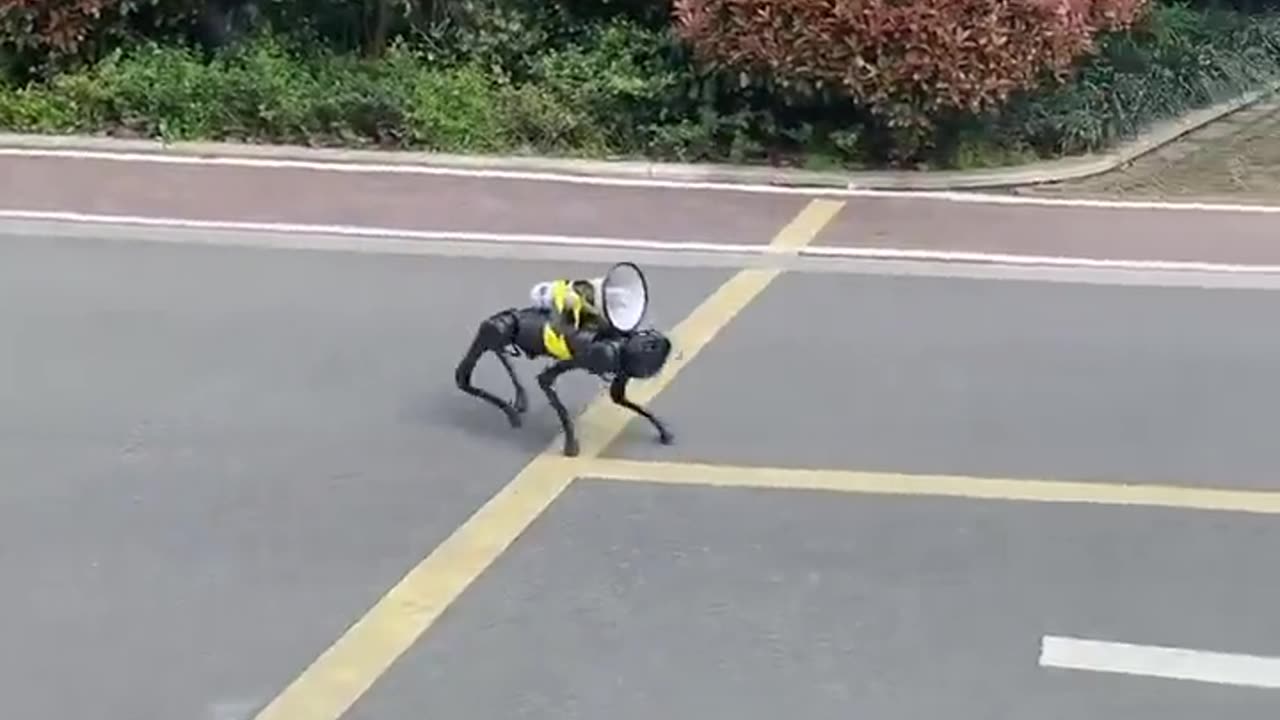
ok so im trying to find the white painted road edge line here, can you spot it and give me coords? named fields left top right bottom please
left=7, top=209, right=1280, bottom=276
left=5, top=146, right=1280, bottom=214
left=1040, top=635, right=1280, bottom=689
left=803, top=245, right=1280, bottom=275
left=0, top=209, right=775, bottom=255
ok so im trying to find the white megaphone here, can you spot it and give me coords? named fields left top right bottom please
left=529, top=262, right=650, bottom=333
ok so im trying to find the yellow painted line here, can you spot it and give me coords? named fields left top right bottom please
left=252, top=454, right=578, bottom=720
left=585, top=458, right=1280, bottom=515
left=764, top=198, right=847, bottom=252
left=251, top=198, right=845, bottom=720
left=575, top=198, right=845, bottom=458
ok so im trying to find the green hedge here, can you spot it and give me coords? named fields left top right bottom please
left=989, top=3, right=1280, bottom=159
left=2, top=3, right=1279, bottom=169
left=0, top=25, right=679, bottom=156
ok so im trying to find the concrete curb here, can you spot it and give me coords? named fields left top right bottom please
left=1, top=83, right=1276, bottom=191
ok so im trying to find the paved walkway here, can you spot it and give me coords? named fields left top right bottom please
left=1019, top=93, right=1280, bottom=204
left=3, top=151, right=1279, bottom=268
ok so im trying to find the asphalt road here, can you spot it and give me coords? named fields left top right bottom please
left=4, top=208, right=1279, bottom=717
left=346, top=480, right=1280, bottom=720
left=609, top=270, right=1280, bottom=490
left=0, top=232, right=728, bottom=720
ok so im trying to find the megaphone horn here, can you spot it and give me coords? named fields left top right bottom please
left=596, top=261, right=649, bottom=333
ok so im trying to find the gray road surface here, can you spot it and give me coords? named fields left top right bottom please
left=3, top=228, right=1278, bottom=720
left=346, top=479, right=1280, bottom=720
left=610, top=271, right=1280, bottom=490
left=0, top=232, right=727, bottom=720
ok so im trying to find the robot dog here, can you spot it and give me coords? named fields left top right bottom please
left=454, top=262, right=674, bottom=457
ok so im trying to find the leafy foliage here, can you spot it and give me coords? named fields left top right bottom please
left=2, top=0, right=137, bottom=78
left=2, top=0, right=1279, bottom=169
left=672, top=0, right=1151, bottom=157
left=992, top=2, right=1280, bottom=156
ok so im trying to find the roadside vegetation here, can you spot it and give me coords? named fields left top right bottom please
left=2, top=0, right=1279, bottom=169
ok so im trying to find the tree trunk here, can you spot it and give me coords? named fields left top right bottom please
left=364, top=0, right=392, bottom=58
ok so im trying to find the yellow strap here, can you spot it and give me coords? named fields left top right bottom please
left=551, top=280, right=570, bottom=313
left=550, top=280, right=582, bottom=326
left=543, top=279, right=582, bottom=359
left=542, top=324, right=572, bottom=360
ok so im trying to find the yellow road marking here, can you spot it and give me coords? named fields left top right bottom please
left=585, top=458, right=1280, bottom=515
left=576, top=198, right=846, bottom=458
left=766, top=198, right=846, bottom=253
left=252, top=198, right=845, bottom=720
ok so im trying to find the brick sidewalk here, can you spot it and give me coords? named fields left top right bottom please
left=1018, top=93, right=1280, bottom=204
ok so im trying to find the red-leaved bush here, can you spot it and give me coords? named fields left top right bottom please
left=1, top=0, right=125, bottom=56
left=0, top=0, right=176, bottom=76
left=672, top=0, right=1151, bottom=129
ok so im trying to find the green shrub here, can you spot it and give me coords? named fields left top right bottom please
left=3, top=2, right=1280, bottom=170
left=986, top=2, right=1280, bottom=158
left=0, top=27, right=673, bottom=155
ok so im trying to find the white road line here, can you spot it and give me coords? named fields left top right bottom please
left=0, top=209, right=775, bottom=255
left=6, top=209, right=1280, bottom=276
left=5, top=146, right=1280, bottom=214
left=804, top=245, right=1280, bottom=275
left=1040, top=635, right=1280, bottom=689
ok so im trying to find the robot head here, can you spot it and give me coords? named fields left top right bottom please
left=620, top=328, right=672, bottom=379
